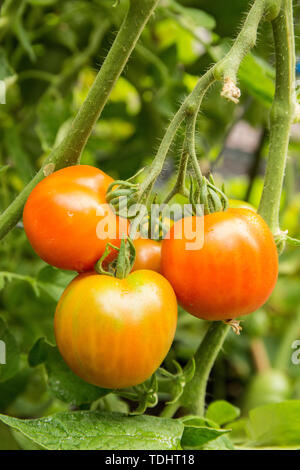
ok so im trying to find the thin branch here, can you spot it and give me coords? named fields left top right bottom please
left=180, top=322, right=230, bottom=416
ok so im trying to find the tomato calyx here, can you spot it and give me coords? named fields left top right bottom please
left=189, top=173, right=228, bottom=216
left=273, top=228, right=300, bottom=254
left=95, top=237, right=136, bottom=279
left=117, top=375, right=158, bottom=415
left=106, top=168, right=145, bottom=219
left=159, top=359, right=195, bottom=405
left=223, top=319, right=242, bottom=335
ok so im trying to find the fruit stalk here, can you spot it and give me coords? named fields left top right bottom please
left=180, top=322, right=230, bottom=416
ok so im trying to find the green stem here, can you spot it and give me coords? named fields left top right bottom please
left=215, top=0, right=268, bottom=83
left=159, top=401, right=180, bottom=418
left=138, top=0, right=273, bottom=202
left=258, top=0, right=296, bottom=232
left=180, top=322, right=230, bottom=416
left=138, top=70, right=215, bottom=202
left=0, top=0, right=159, bottom=240
left=186, top=110, right=203, bottom=190
left=163, top=135, right=190, bottom=204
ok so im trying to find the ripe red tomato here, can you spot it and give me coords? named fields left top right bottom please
left=161, top=209, right=278, bottom=321
left=54, top=270, right=178, bottom=389
left=132, top=238, right=161, bottom=273
left=23, top=165, right=128, bottom=272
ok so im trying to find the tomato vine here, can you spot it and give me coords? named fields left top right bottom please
left=0, top=0, right=298, bottom=420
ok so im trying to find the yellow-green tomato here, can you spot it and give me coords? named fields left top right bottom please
left=54, top=270, right=178, bottom=389
left=229, top=199, right=256, bottom=211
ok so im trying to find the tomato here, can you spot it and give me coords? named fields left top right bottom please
left=23, top=165, right=128, bottom=272
left=243, top=369, right=291, bottom=413
left=54, top=270, right=177, bottom=389
left=229, top=199, right=256, bottom=211
left=161, top=208, right=278, bottom=321
left=133, top=238, right=161, bottom=273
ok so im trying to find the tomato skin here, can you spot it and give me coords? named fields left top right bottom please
left=54, top=270, right=177, bottom=389
left=23, top=165, right=128, bottom=272
left=229, top=199, right=256, bottom=211
left=133, top=238, right=161, bottom=273
left=161, top=209, right=278, bottom=321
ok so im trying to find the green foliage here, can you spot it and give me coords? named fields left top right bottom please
left=0, top=0, right=299, bottom=451
left=180, top=415, right=230, bottom=449
left=246, top=401, right=300, bottom=449
left=0, top=411, right=184, bottom=450
left=228, top=401, right=300, bottom=449
left=206, top=400, right=241, bottom=426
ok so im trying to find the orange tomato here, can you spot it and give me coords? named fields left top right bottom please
left=54, top=270, right=178, bottom=389
left=161, top=209, right=278, bottom=321
left=23, top=165, right=128, bottom=272
left=133, top=238, right=161, bottom=273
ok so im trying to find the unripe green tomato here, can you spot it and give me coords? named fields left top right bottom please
left=243, top=309, right=270, bottom=338
left=243, top=369, right=291, bottom=413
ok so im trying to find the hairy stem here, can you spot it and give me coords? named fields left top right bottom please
left=258, top=0, right=296, bottom=232
left=0, top=0, right=159, bottom=240
left=138, top=70, right=215, bottom=202
left=215, top=0, right=266, bottom=83
left=138, top=0, right=275, bottom=201
left=180, top=322, right=230, bottom=416
left=186, top=110, right=203, bottom=189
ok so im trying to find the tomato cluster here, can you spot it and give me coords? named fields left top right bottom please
left=24, top=165, right=278, bottom=389
left=23, top=165, right=177, bottom=389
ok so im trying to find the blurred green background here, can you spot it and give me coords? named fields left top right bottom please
left=0, top=0, right=300, bottom=449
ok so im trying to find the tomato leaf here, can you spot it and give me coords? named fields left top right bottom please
left=180, top=416, right=230, bottom=449
left=168, top=1, right=216, bottom=30
left=35, top=92, right=71, bottom=152
left=0, top=423, right=19, bottom=450
left=36, top=266, right=75, bottom=302
left=27, top=0, right=59, bottom=6
left=4, top=127, right=35, bottom=183
left=200, top=434, right=235, bottom=450
left=28, top=338, right=110, bottom=406
left=206, top=400, right=240, bottom=426
left=246, top=401, right=300, bottom=449
left=238, top=54, right=275, bottom=107
left=0, top=411, right=184, bottom=450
